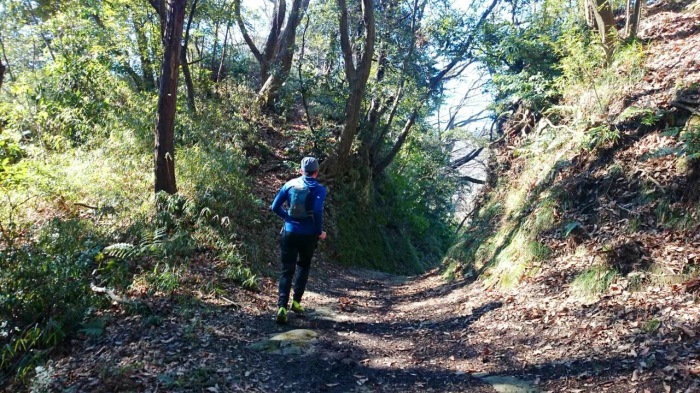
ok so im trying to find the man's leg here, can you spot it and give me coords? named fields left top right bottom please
left=278, top=231, right=299, bottom=309
left=292, top=234, right=317, bottom=303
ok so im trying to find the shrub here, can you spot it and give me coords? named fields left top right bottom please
left=0, top=219, right=105, bottom=380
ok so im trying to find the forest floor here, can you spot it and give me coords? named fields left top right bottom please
left=27, top=255, right=699, bottom=393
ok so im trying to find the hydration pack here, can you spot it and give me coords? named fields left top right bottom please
left=287, top=180, right=316, bottom=220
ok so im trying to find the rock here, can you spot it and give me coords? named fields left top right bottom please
left=247, top=340, right=281, bottom=352
left=270, top=329, right=317, bottom=342
left=478, top=375, right=540, bottom=393
left=248, top=329, right=318, bottom=355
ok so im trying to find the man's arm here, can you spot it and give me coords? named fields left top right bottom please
left=270, top=186, right=289, bottom=220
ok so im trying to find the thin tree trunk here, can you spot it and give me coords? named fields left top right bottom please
left=361, top=46, right=387, bottom=156
left=0, top=35, right=12, bottom=84
left=134, top=17, right=156, bottom=90
left=216, top=23, right=231, bottom=85
left=584, top=0, right=596, bottom=28
left=24, top=0, right=56, bottom=61
left=624, top=0, right=633, bottom=37
left=368, top=0, right=421, bottom=164
left=629, top=0, right=643, bottom=39
left=372, top=0, right=498, bottom=176
left=154, top=0, right=187, bottom=195
left=181, top=0, right=198, bottom=113
left=180, top=49, right=196, bottom=113
left=90, top=13, right=145, bottom=89
left=297, top=11, right=315, bottom=137
left=590, top=0, right=615, bottom=60
left=235, top=0, right=309, bottom=109
left=210, top=22, right=220, bottom=75
left=321, top=0, right=375, bottom=180
left=0, top=59, right=5, bottom=91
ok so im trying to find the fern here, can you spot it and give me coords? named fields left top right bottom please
left=103, top=227, right=168, bottom=260
left=78, top=318, right=105, bottom=338
left=103, top=243, right=136, bottom=259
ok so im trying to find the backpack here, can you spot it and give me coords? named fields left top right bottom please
left=287, top=180, right=316, bottom=220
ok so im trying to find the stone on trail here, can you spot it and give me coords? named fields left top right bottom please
left=270, top=329, right=317, bottom=342
left=248, top=329, right=318, bottom=355
left=478, top=375, right=540, bottom=393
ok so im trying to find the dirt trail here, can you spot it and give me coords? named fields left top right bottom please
left=30, top=258, right=699, bottom=392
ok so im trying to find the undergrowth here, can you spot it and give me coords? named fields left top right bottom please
left=0, top=68, right=263, bottom=383
left=334, top=136, right=458, bottom=274
left=444, top=33, right=700, bottom=292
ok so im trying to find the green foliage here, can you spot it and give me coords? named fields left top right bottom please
left=79, top=318, right=106, bottom=338
left=334, top=134, right=458, bottom=273
left=0, top=219, right=105, bottom=380
left=564, top=221, right=585, bottom=238
left=681, top=127, right=700, bottom=160
left=528, top=241, right=552, bottom=262
left=221, top=245, right=259, bottom=290
left=617, top=106, right=663, bottom=126
left=571, top=266, right=618, bottom=299
left=655, top=201, right=698, bottom=230
left=642, top=319, right=661, bottom=333
left=557, top=35, right=645, bottom=120
left=583, top=124, right=620, bottom=150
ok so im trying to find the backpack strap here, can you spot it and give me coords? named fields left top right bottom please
left=305, top=185, right=317, bottom=220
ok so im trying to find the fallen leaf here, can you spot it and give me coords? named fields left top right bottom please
left=678, top=325, right=696, bottom=338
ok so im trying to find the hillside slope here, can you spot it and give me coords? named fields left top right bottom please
left=444, top=0, right=700, bottom=390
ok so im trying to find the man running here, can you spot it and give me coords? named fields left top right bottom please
left=270, top=157, right=327, bottom=324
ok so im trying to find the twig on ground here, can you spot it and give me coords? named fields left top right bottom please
left=90, top=283, right=135, bottom=305
left=75, top=202, right=99, bottom=210
left=669, top=100, right=700, bottom=116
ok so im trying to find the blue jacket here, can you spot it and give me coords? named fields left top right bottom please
left=270, top=176, right=327, bottom=235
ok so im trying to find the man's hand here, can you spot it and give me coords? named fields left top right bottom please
left=319, top=231, right=327, bottom=241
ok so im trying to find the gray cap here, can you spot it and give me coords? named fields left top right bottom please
left=301, top=156, right=319, bottom=173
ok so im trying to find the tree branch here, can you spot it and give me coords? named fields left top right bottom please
left=337, top=0, right=356, bottom=77
left=233, top=0, right=263, bottom=64
left=373, top=0, right=499, bottom=175
left=450, top=147, right=484, bottom=169
left=459, top=175, right=485, bottom=184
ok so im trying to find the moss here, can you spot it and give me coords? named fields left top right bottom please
left=571, top=266, right=618, bottom=300
left=528, top=241, right=552, bottom=262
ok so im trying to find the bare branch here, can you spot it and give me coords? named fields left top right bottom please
left=460, top=175, right=486, bottom=184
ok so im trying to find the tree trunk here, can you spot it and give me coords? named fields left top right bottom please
left=154, top=0, right=187, bottom=195
left=257, top=0, right=311, bottom=108
left=624, top=0, right=633, bottom=37
left=361, top=47, right=387, bottom=160
left=590, top=0, right=616, bottom=60
left=260, top=0, right=286, bottom=83
left=584, top=0, right=596, bottom=28
left=180, top=48, right=196, bottom=113
left=235, top=0, right=310, bottom=109
left=210, top=22, right=220, bottom=76
left=0, top=35, right=12, bottom=85
left=181, top=0, right=198, bottom=114
left=216, top=23, right=231, bottom=85
left=321, top=0, right=375, bottom=180
left=629, top=0, right=643, bottom=39
left=0, top=59, right=5, bottom=91
left=134, top=18, right=156, bottom=91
